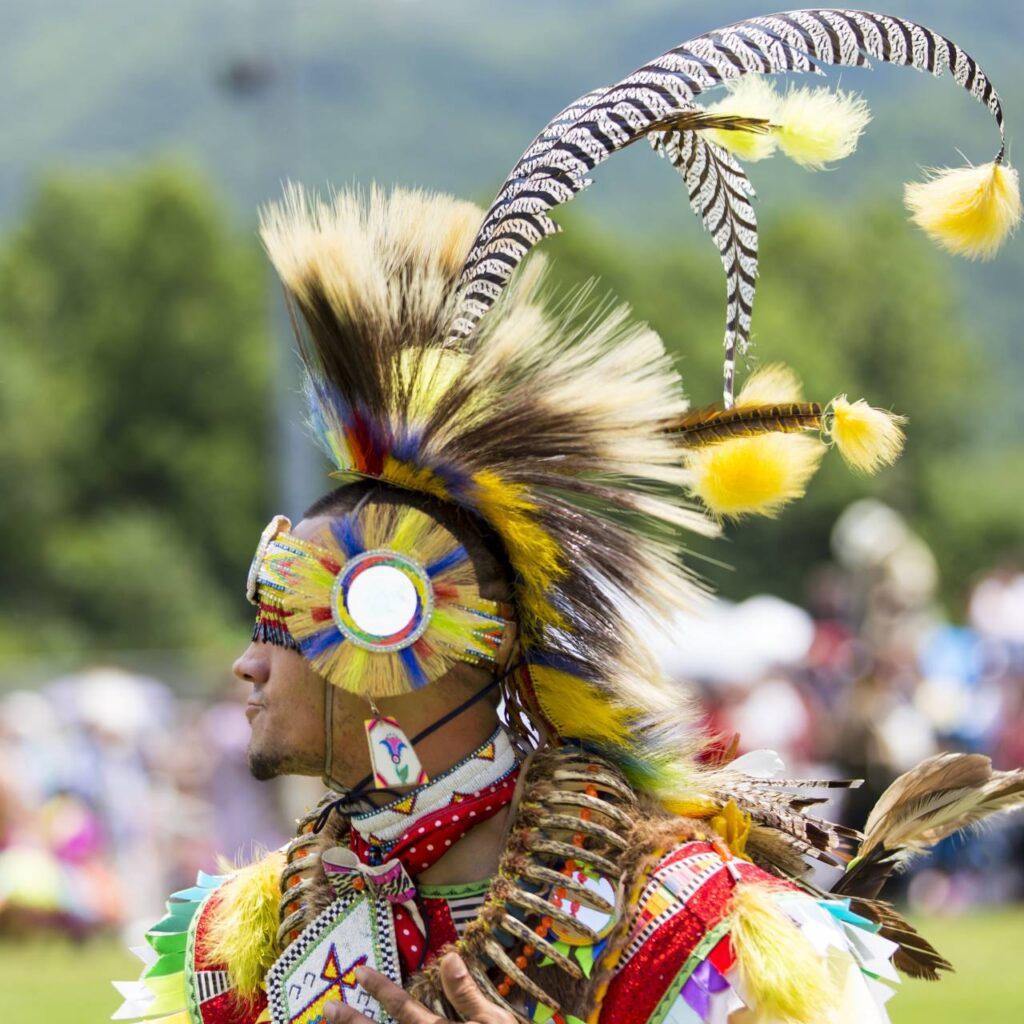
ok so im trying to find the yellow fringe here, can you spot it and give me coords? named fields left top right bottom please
left=201, top=850, right=285, bottom=1000
left=774, top=85, right=871, bottom=170
left=471, top=469, right=567, bottom=631
left=827, top=396, right=906, bottom=474
left=728, top=881, right=837, bottom=1023
left=684, top=432, right=825, bottom=520
left=905, top=161, right=1021, bottom=260
left=530, top=665, right=635, bottom=748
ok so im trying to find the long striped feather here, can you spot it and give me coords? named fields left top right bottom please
left=447, top=8, right=1009, bottom=405
left=650, top=131, right=760, bottom=404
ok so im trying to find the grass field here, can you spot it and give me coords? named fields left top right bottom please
left=1, top=909, right=1021, bottom=1023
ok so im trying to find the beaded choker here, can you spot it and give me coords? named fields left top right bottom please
left=349, top=726, right=519, bottom=872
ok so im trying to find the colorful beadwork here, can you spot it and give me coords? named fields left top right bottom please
left=247, top=508, right=512, bottom=697
left=365, top=714, right=429, bottom=788
left=599, top=840, right=901, bottom=1024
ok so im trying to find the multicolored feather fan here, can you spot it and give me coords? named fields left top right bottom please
left=259, top=184, right=717, bottom=786
left=249, top=506, right=512, bottom=697
left=257, top=8, right=1017, bottom=796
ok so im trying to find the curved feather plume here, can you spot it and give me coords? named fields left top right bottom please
left=834, top=753, right=1024, bottom=899
left=848, top=898, right=953, bottom=980
left=447, top=8, right=1009, bottom=408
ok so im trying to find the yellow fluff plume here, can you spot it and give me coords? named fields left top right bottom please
left=684, top=432, right=825, bottom=520
left=705, top=75, right=780, bottom=161
left=827, top=396, right=906, bottom=474
left=202, top=850, right=285, bottom=1000
left=904, top=161, right=1022, bottom=260
left=774, top=85, right=871, bottom=169
left=734, top=362, right=803, bottom=406
left=728, top=882, right=837, bottom=1023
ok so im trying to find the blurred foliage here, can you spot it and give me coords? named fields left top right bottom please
left=0, top=166, right=270, bottom=657
left=543, top=202, right=1020, bottom=605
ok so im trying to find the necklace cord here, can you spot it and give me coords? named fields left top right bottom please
left=313, top=659, right=524, bottom=832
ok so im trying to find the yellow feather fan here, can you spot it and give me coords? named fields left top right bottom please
left=254, top=504, right=510, bottom=697
left=202, top=850, right=285, bottom=1000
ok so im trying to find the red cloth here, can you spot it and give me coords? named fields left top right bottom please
left=348, top=769, right=518, bottom=975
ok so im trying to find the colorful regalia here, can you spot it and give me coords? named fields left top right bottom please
left=115, top=9, right=1024, bottom=1024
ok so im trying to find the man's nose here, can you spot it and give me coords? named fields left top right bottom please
left=232, top=641, right=270, bottom=685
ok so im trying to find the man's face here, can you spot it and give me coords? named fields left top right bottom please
left=233, top=516, right=336, bottom=781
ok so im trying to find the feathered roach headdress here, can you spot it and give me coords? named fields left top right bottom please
left=252, top=9, right=1018, bottom=796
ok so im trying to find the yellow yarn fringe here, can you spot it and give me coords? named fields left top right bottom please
left=774, top=85, right=871, bottom=170
left=202, top=850, right=285, bottom=1000
left=728, top=881, right=837, bottom=1023
left=827, top=396, right=906, bottom=474
left=905, top=161, right=1021, bottom=260
left=685, top=432, right=825, bottom=520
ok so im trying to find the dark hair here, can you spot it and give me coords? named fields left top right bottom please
left=303, top=480, right=513, bottom=603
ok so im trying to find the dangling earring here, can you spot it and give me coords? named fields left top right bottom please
left=364, top=698, right=429, bottom=789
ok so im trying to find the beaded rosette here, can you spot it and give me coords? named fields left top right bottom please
left=248, top=506, right=512, bottom=696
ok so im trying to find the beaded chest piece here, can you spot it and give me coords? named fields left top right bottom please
left=269, top=729, right=519, bottom=1024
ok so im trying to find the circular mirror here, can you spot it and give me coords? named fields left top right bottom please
left=332, top=551, right=433, bottom=651
left=347, top=564, right=419, bottom=637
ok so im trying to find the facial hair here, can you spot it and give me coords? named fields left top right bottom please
left=248, top=747, right=288, bottom=780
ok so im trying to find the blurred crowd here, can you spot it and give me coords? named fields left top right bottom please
left=1, top=500, right=1021, bottom=942
left=0, top=668, right=312, bottom=942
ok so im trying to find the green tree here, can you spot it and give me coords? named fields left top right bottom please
left=0, top=165, right=271, bottom=656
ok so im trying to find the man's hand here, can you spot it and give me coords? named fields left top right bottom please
left=323, top=952, right=517, bottom=1024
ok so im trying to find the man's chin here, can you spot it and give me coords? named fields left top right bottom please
left=248, top=748, right=286, bottom=781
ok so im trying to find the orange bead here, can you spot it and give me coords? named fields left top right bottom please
left=515, top=956, right=529, bottom=970
left=353, top=877, right=366, bottom=891
left=580, top=808, right=593, bottom=822
left=523, top=944, right=536, bottom=957
left=585, top=784, right=598, bottom=797
left=541, top=915, right=553, bottom=928
left=572, top=833, right=585, bottom=848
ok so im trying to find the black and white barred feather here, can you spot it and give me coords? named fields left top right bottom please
left=448, top=9, right=1008, bottom=404
left=650, top=131, right=758, bottom=404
